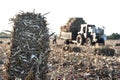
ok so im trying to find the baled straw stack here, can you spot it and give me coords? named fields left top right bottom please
left=60, top=17, right=86, bottom=40
left=94, top=47, right=115, bottom=56
left=61, top=17, right=86, bottom=32
left=7, top=12, right=49, bottom=80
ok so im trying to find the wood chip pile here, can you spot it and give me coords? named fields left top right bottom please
left=7, top=12, right=49, bottom=80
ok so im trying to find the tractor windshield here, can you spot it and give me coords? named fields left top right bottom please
left=88, top=25, right=96, bottom=33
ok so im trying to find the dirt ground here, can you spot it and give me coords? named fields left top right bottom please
left=0, top=38, right=120, bottom=79
left=48, top=39, right=120, bottom=79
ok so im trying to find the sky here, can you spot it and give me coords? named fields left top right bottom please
left=0, top=0, right=120, bottom=35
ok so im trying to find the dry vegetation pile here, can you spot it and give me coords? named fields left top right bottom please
left=61, top=18, right=86, bottom=32
left=60, top=17, right=86, bottom=40
left=94, top=47, right=115, bottom=56
left=47, top=44, right=120, bottom=80
left=7, top=12, right=49, bottom=80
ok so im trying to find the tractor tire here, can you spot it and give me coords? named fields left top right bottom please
left=76, top=35, right=84, bottom=45
left=62, top=45, right=70, bottom=51
left=99, top=38, right=105, bottom=45
left=86, top=37, right=92, bottom=46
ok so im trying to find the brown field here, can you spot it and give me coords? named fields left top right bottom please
left=48, top=39, right=120, bottom=79
left=0, top=38, right=120, bottom=79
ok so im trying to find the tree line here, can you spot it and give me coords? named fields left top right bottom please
left=107, top=33, right=120, bottom=40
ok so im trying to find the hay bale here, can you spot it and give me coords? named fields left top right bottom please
left=61, top=17, right=86, bottom=32
left=60, top=17, right=86, bottom=40
left=94, top=47, right=115, bottom=56
left=7, top=12, right=49, bottom=80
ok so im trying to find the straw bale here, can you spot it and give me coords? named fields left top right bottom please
left=7, top=12, right=49, bottom=80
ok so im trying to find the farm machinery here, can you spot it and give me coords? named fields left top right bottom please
left=76, top=24, right=105, bottom=45
left=59, top=18, right=115, bottom=56
left=60, top=17, right=105, bottom=46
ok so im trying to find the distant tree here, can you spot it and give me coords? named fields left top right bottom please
left=0, top=32, right=7, bottom=35
left=107, top=33, right=120, bottom=40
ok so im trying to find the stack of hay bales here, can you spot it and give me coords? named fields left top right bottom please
left=61, top=17, right=86, bottom=32
left=94, top=46, right=115, bottom=56
left=61, top=17, right=86, bottom=40
left=7, top=12, right=49, bottom=80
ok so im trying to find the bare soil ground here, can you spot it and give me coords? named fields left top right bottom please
left=0, top=38, right=10, bottom=80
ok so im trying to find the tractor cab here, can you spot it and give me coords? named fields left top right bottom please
left=78, top=24, right=96, bottom=38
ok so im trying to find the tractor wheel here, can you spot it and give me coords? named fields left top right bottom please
left=76, top=35, right=84, bottom=45
left=99, top=38, right=105, bottom=45
left=86, top=37, right=92, bottom=46
left=62, top=45, right=70, bottom=51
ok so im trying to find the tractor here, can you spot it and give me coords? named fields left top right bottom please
left=76, top=24, right=105, bottom=45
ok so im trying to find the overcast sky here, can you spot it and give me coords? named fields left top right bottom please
left=0, top=0, right=120, bottom=35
